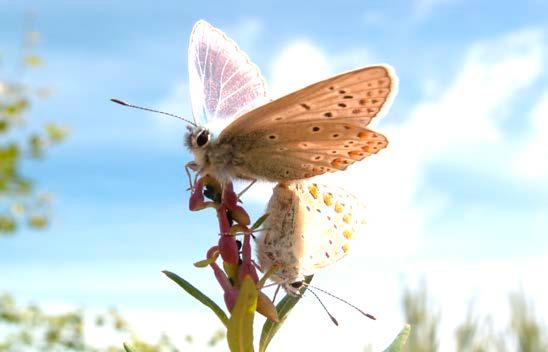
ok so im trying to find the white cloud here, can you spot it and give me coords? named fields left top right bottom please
left=512, top=91, right=548, bottom=181
left=331, top=47, right=374, bottom=71
left=403, top=28, right=543, bottom=158
left=226, top=18, right=264, bottom=52
left=317, top=28, right=544, bottom=258
left=413, top=0, right=456, bottom=20
left=268, top=40, right=375, bottom=99
left=269, top=40, right=332, bottom=98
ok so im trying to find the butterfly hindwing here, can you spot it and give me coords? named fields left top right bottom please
left=257, top=181, right=366, bottom=289
left=188, top=20, right=267, bottom=127
left=221, top=122, right=387, bottom=181
left=297, top=182, right=366, bottom=271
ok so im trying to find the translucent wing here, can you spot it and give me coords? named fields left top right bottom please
left=188, top=20, right=267, bottom=128
left=300, top=183, right=366, bottom=271
left=218, top=65, right=396, bottom=181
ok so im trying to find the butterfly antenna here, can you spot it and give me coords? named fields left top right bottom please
left=306, top=287, right=339, bottom=326
left=271, top=284, right=281, bottom=303
left=110, top=98, right=198, bottom=127
left=303, top=282, right=376, bottom=320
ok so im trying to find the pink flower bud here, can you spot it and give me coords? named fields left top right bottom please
left=218, top=234, right=239, bottom=265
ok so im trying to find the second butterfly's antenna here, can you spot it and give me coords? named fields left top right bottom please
left=306, top=287, right=339, bottom=326
left=271, top=284, right=281, bottom=303
left=110, top=98, right=198, bottom=127
left=304, top=282, right=376, bottom=320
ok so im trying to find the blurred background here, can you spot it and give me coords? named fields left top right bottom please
left=1, top=1, right=547, bottom=351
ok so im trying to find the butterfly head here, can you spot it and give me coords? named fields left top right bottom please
left=270, top=271, right=306, bottom=296
left=284, top=280, right=305, bottom=296
left=184, top=126, right=215, bottom=175
left=185, top=126, right=211, bottom=150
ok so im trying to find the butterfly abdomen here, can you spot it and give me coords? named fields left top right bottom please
left=257, top=183, right=305, bottom=284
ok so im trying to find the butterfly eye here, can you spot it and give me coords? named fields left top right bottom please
left=290, top=281, right=304, bottom=289
left=196, top=130, right=210, bottom=147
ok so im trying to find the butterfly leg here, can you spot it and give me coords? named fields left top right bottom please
left=237, top=179, right=257, bottom=201
left=252, top=259, right=261, bottom=270
left=184, top=161, right=199, bottom=191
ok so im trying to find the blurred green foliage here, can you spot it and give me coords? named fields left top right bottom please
left=510, top=292, right=548, bottom=352
left=0, top=20, right=69, bottom=236
left=402, top=283, right=439, bottom=352
left=0, top=293, right=226, bottom=352
left=402, top=286, right=548, bottom=352
left=3, top=287, right=547, bottom=352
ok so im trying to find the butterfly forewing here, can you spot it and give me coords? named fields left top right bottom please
left=221, top=65, right=395, bottom=131
left=217, top=65, right=395, bottom=181
left=188, top=20, right=267, bottom=127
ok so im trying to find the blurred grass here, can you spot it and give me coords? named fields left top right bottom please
left=401, top=286, right=548, bottom=352
left=0, top=293, right=224, bottom=352
left=3, top=285, right=547, bottom=351
left=402, top=283, right=439, bottom=352
left=510, top=291, right=548, bottom=352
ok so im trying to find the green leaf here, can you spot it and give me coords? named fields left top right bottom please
left=24, top=55, right=42, bottom=67
left=28, top=134, right=45, bottom=159
left=123, top=342, right=136, bottom=352
left=194, top=258, right=213, bottom=268
left=3, top=99, right=28, bottom=116
left=251, top=213, right=269, bottom=231
left=27, top=214, right=48, bottom=229
left=0, top=120, right=8, bottom=133
left=259, top=275, right=313, bottom=352
left=10, top=202, right=25, bottom=215
left=45, top=123, right=69, bottom=143
left=0, top=215, right=17, bottom=233
left=382, top=324, right=411, bottom=352
left=194, top=249, right=219, bottom=268
left=162, top=270, right=229, bottom=327
left=227, top=276, right=257, bottom=352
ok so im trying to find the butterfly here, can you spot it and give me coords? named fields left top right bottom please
left=185, top=20, right=397, bottom=184
left=256, top=181, right=366, bottom=296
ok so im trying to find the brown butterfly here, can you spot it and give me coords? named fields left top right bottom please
left=184, top=20, right=398, bottom=183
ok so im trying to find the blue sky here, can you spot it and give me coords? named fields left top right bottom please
left=1, top=0, right=547, bottom=350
